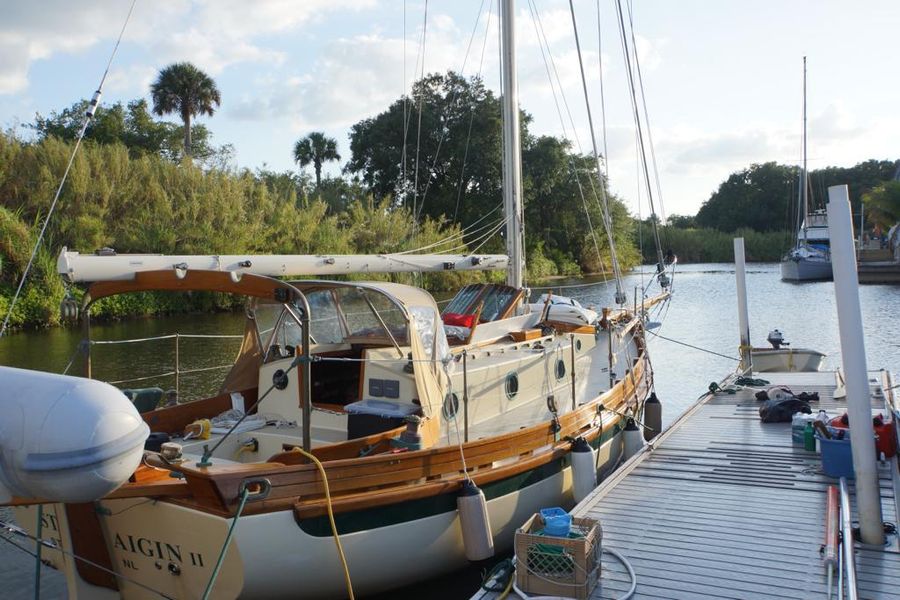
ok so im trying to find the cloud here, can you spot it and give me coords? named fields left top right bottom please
left=0, top=0, right=375, bottom=95
left=228, top=10, right=488, bottom=132
left=103, top=64, right=158, bottom=95
left=808, top=102, right=865, bottom=144
left=0, top=1, right=187, bottom=95
left=667, top=130, right=774, bottom=170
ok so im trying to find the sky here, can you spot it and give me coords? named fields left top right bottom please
left=1, top=0, right=898, bottom=219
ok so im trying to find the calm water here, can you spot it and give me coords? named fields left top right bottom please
left=2, top=262, right=899, bottom=425
left=536, top=262, right=900, bottom=425
left=2, top=262, right=899, bottom=598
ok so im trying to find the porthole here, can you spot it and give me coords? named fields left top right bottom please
left=555, top=359, right=566, bottom=380
left=575, top=339, right=582, bottom=351
left=442, top=393, right=460, bottom=419
left=505, top=373, right=519, bottom=399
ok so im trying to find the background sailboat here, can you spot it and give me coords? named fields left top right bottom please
left=782, top=56, right=833, bottom=281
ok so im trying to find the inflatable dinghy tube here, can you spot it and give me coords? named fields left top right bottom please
left=0, top=367, right=149, bottom=503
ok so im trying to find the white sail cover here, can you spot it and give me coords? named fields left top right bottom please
left=58, top=249, right=509, bottom=283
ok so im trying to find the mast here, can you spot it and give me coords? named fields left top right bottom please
left=500, top=0, right=525, bottom=290
left=801, top=56, right=808, bottom=245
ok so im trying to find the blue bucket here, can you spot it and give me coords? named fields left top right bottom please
left=539, top=507, right=572, bottom=537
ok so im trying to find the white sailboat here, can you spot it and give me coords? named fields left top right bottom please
left=1, top=2, right=673, bottom=598
left=781, top=57, right=833, bottom=281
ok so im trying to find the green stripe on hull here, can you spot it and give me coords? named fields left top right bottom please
left=296, top=423, right=622, bottom=537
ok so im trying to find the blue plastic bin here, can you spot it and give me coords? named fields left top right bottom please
left=817, top=430, right=854, bottom=479
left=539, top=507, right=572, bottom=537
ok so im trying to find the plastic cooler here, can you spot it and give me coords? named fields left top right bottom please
left=817, top=428, right=854, bottom=479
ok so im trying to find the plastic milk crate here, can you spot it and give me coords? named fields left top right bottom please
left=515, top=512, right=602, bottom=600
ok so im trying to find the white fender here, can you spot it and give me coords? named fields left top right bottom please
left=0, top=367, right=148, bottom=503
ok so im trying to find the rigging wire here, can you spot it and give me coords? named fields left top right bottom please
left=567, top=0, right=626, bottom=304
left=528, top=0, right=615, bottom=285
left=416, top=0, right=490, bottom=224
left=467, top=216, right=511, bottom=255
left=526, top=1, right=605, bottom=276
left=625, top=0, right=668, bottom=233
left=646, top=329, right=740, bottom=362
left=0, top=0, right=137, bottom=338
left=596, top=0, right=611, bottom=180
left=411, top=0, right=429, bottom=242
left=396, top=205, right=503, bottom=255
left=398, top=216, right=504, bottom=257
left=454, top=0, right=495, bottom=222
left=402, top=0, right=409, bottom=212
left=525, top=0, right=610, bottom=282
left=613, top=0, right=665, bottom=273
left=635, top=119, right=646, bottom=294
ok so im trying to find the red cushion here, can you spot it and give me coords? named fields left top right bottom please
left=443, top=312, right=476, bottom=328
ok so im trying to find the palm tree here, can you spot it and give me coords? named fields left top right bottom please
left=293, top=132, right=341, bottom=188
left=150, top=62, right=221, bottom=158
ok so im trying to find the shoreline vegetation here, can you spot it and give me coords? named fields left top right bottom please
left=1, top=128, right=894, bottom=332
left=1, top=67, right=896, bottom=332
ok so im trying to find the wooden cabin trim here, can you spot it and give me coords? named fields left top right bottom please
left=86, top=270, right=297, bottom=304
left=104, top=352, right=647, bottom=524
left=271, top=424, right=407, bottom=464
left=145, top=355, right=646, bottom=516
left=141, top=388, right=257, bottom=434
left=291, top=423, right=607, bottom=520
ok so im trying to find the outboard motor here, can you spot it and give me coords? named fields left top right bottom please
left=766, top=329, right=789, bottom=349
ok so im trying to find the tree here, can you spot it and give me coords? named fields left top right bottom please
left=348, top=71, right=638, bottom=274
left=863, top=181, right=900, bottom=228
left=666, top=214, right=696, bottom=228
left=31, top=100, right=127, bottom=145
left=293, top=132, right=341, bottom=188
left=348, top=72, right=505, bottom=232
left=31, top=98, right=217, bottom=162
left=695, top=162, right=796, bottom=232
left=150, top=62, right=221, bottom=158
left=695, top=159, right=899, bottom=233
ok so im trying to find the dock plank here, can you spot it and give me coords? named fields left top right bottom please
left=472, top=370, right=899, bottom=600
left=573, top=370, right=898, bottom=600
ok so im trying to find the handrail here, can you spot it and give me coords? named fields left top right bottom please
left=90, top=333, right=242, bottom=345
left=91, top=332, right=242, bottom=397
left=839, top=477, right=859, bottom=600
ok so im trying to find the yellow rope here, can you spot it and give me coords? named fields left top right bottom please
left=497, top=570, right=514, bottom=599
left=292, top=447, right=355, bottom=600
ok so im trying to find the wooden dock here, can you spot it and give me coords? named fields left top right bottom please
left=473, top=370, right=900, bottom=599
left=858, top=248, right=900, bottom=284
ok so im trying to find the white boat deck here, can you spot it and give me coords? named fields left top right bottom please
left=472, top=370, right=900, bottom=599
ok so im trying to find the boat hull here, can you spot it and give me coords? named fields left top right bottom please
left=17, top=429, right=626, bottom=599
left=751, top=348, right=825, bottom=372
left=780, top=257, right=832, bottom=281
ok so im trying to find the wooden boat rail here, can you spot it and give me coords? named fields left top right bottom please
left=132, top=355, right=648, bottom=519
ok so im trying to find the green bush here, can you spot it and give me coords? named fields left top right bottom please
left=0, top=134, right=500, bottom=329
